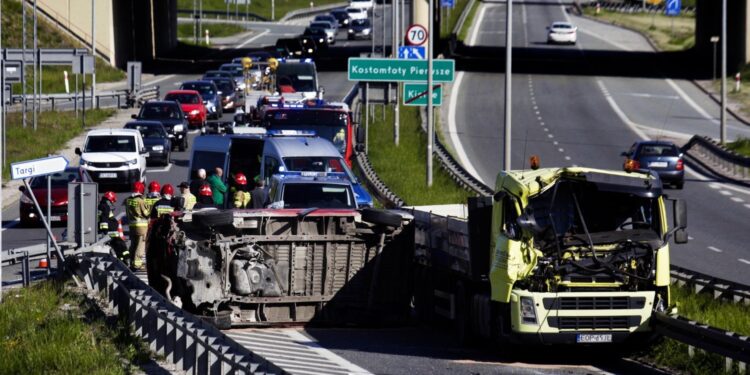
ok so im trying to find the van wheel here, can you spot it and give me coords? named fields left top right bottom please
left=192, top=210, right=234, bottom=228
left=361, top=208, right=401, bottom=227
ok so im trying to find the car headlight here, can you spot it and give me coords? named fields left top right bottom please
left=189, top=109, right=200, bottom=116
left=308, top=48, right=314, bottom=53
left=126, top=159, right=138, bottom=165
left=80, top=159, right=89, bottom=166
left=152, top=145, right=164, bottom=151
left=20, top=194, right=33, bottom=204
left=520, top=297, right=537, bottom=324
left=348, top=29, right=354, bottom=33
left=363, top=29, right=371, bottom=34
left=173, top=125, right=184, bottom=132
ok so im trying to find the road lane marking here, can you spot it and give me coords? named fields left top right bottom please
left=144, top=74, right=176, bottom=86
left=618, top=92, right=679, bottom=100
left=745, top=204, right=750, bottom=209
left=448, top=72, right=485, bottom=184
left=707, top=246, right=723, bottom=253
left=664, top=79, right=718, bottom=125
left=558, top=148, right=564, bottom=152
left=731, top=197, right=744, bottom=202
left=739, top=259, right=750, bottom=265
left=565, top=156, right=571, bottom=161
left=235, top=29, right=270, bottom=49
left=468, top=3, right=488, bottom=46
left=720, top=190, right=732, bottom=196
left=148, top=163, right=173, bottom=173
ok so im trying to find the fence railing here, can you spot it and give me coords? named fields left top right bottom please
left=682, top=135, right=750, bottom=183
left=8, top=85, right=160, bottom=110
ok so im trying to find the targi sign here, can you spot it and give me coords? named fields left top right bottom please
left=10, top=155, right=69, bottom=180
left=347, top=58, right=455, bottom=82
left=403, top=83, right=442, bottom=106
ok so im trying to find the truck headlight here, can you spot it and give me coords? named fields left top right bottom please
left=126, top=159, right=138, bottom=165
left=152, top=145, right=164, bottom=151
left=173, top=125, right=184, bottom=132
left=520, top=297, right=537, bottom=324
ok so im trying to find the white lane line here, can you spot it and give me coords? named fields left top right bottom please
left=235, top=29, right=270, bottom=49
left=547, top=134, right=554, bottom=138
left=688, top=236, right=695, bottom=240
left=448, top=72, right=485, bottom=183
left=664, top=79, right=718, bottom=125
left=719, top=190, right=732, bottom=196
left=565, top=156, right=571, bottom=161
left=618, top=92, right=680, bottom=100
left=707, top=246, right=723, bottom=253
left=731, top=197, right=744, bottom=202
left=745, top=204, right=750, bottom=209
left=285, top=330, right=372, bottom=375
left=576, top=28, right=633, bottom=51
left=739, top=259, right=750, bottom=265
left=558, top=148, right=565, bottom=152
left=468, top=3, right=488, bottom=46
left=144, top=74, right=176, bottom=86
left=148, top=163, right=173, bottom=173
left=553, top=140, right=558, bottom=145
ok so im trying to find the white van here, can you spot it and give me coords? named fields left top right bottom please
left=75, top=128, right=148, bottom=187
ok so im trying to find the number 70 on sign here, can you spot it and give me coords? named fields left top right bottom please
left=405, top=24, right=427, bottom=46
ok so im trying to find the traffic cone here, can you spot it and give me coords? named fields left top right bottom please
left=38, top=258, right=49, bottom=269
left=117, top=220, right=125, bottom=240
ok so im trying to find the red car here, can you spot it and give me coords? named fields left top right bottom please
left=19, top=167, right=93, bottom=227
left=164, top=90, right=207, bottom=129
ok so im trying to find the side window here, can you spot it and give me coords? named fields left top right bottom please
left=502, top=196, right=521, bottom=240
left=264, top=157, right=280, bottom=182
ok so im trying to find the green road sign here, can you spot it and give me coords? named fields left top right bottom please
left=348, top=58, right=455, bottom=82
left=403, top=83, right=442, bottom=106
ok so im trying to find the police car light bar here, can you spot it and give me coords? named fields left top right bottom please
left=266, top=129, right=317, bottom=137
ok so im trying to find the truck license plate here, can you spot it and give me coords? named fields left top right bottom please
left=100, top=172, right=117, bottom=178
left=576, top=334, right=612, bottom=343
left=649, top=161, right=668, bottom=168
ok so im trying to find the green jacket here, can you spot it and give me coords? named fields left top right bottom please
left=207, top=174, right=227, bottom=205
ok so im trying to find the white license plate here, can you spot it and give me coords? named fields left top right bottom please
left=649, top=161, right=668, bottom=168
left=50, top=215, right=62, bottom=222
left=99, top=172, right=117, bottom=178
left=576, top=333, right=612, bottom=343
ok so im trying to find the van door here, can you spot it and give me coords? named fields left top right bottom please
left=226, top=137, right=265, bottom=185
left=189, top=136, right=232, bottom=181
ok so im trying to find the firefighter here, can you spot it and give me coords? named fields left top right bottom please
left=194, top=183, right=216, bottom=209
left=232, top=172, right=251, bottom=209
left=151, top=184, right=177, bottom=218
left=125, top=181, right=150, bottom=271
left=145, top=180, right=161, bottom=212
left=98, top=191, right=129, bottom=262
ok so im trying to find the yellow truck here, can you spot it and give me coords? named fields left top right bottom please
left=409, top=166, right=688, bottom=344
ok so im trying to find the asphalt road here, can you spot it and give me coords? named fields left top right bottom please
left=447, top=0, right=750, bottom=285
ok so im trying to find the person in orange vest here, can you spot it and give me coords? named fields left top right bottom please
left=125, top=181, right=150, bottom=270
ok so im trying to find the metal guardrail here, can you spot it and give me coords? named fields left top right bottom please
left=582, top=1, right=696, bottom=14
left=345, top=83, right=407, bottom=208
left=74, top=252, right=285, bottom=375
left=176, top=9, right=269, bottom=22
left=134, top=85, right=161, bottom=107
left=8, top=85, right=160, bottom=110
left=452, top=0, right=476, bottom=36
left=670, top=265, right=750, bottom=305
left=652, top=313, right=750, bottom=364
left=682, top=135, right=750, bottom=183
left=280, top=2, right=348, bottom=21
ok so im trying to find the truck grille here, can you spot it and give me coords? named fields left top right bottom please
left=89, top=161, right=125, bottom=168
left=543, top=296, right=646, bottom=310
left=548, top=316, right=641, bottom=330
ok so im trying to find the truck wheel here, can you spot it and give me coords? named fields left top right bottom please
left=192, top=210, right=234, bottom=228
left=361, top=208, right=402, bottom=227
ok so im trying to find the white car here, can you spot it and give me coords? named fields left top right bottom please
left=75, top=128, right=148, bottom=187
left=546, top=22, right=577, bottom=44
left=349, top=0, right=373, bottom=9
left=346, top=7, right=368, bottom=21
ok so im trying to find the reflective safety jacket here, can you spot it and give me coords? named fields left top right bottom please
left=233, top=190, right=251, bottom=209
left=151, top=197, right=176, bottom=218
left=145, top=193, right=161, bottom=213
left=180, top=192, right=197, bottom=211
left=125, top=194, right=149, bottom=227
left=98, top=199, right=118, bottom=234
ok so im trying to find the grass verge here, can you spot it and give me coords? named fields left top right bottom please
left=365, top=104, right=473, bottom=205
left=1, top=0, right=125, bottom=94
left=3, top=109, right=115, bottom=180
left=177, top=0, right=345, bottom=21
left=0, top=280, right=153, bottom=374
left=637, top=284, right=750, bottom=374
left=726, top=137, right=750, bottom=157
left=581, top=8, right=695, bottom=51
left=178, top=22, right=247, bottom=41
left=439, top=0, right=470, bottom=40
left=457, top=0, right=480, bottom=43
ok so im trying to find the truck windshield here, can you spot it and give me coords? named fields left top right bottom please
left=525, top=179, right=661, bottom=244
left=265, top=110, right=348, bottom=153
left=282, top=183, right=354, bottom=209
left=84, top=135, right=136, bottom=153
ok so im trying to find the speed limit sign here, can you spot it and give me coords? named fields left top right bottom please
left=405, top=24, right=428, bottom=46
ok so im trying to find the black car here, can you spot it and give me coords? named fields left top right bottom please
left=180, top=80, right=223, bottom=119
left=208, top=77, right=241, bottom=112
left=124, top=121, right=172, bottom=166
left=302, top=28, right=330, bottom=49
left=329, top=9, right=351, bottom=27
left=132, top=101, right=189, bottom=151
left=622, top=140, right=685, bottom=189
left=276, top=38, right=316, bottom=58
left=247, top=50, right=273, bottom=62
left=347, top=18, right=372, bottom=40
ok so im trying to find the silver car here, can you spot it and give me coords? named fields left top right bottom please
left=309, top=21, right=337, bottom=44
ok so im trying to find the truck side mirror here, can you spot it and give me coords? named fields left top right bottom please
left=355, top=125, right=365, bottom=144
left=493, top=191, right=506, bottom=202
left=673, top=199, right=688, bottom=244
left=75, top=147, right=82, bottom=156
left=355, top=144, right=365, bottom=152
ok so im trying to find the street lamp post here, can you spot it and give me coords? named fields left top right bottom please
left=711, top=36, right=719, bottom=82
left=503, top=0, right=512, bottom=170
left=427, top=0, right=434, bottom=186
left=720, top=0, right=727, bottom=144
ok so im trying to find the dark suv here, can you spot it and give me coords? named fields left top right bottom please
left=622, top=140, right=684, bottom=189
left=132, top=101, right=189, bottom=151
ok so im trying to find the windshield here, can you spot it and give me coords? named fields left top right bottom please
left=126, top=124, right=167, bottom=139
left=181, top=83, right=216, bottom=98
left=351, top=19, right=370, bottom=27
left=30, top=170, right=80, bottom=188
left=276, top=64, right=317, bottom=92
left=139, top=104, right=182, bottom=119
left=524, top=179, right=661, bottom=246
left=165, top=93, right=200, bottom=104
left=282, top=183, right=354, bottom=209
left=264, top=110, right=348, bottom=153
left=310, top=22, right=331, bottom=29
left=637, top=144, right=679, bottom=157
left=213, top=80, right=234, bottom=94
left=282, top=157, right=355, bottom=180
left=347, top=8, right=362, bottom=13
left=84, top=135, right=136, bottom=153
left=220, top=65, right=244, bottom=77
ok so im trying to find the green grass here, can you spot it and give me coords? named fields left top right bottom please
left=365, top=104, right=473, bottom=205
left=0, top=280, right=152, bottom=374
left=726, top=137, right=750, bottom=156
left=457, top=0, right=480, bottom=43
left=440, top=0, right=470, bottom=39
left=178, top=0, right=345, bottom=21
left=1, top=0, right=125, bottom=94
left=178, top=22, right=247, bottom=41
left=636, top=284, right=750, bottom=374
left=3, top=109, right=115, bottom=180
left=581, top=8, right=695, bottom=51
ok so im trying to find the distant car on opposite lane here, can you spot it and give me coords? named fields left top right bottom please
left=132, top=101, right=189, bottom=151
left=124, top=121, right=172, bottom=166
left=622, top=140, right=684, bottom=189
left=163, top=90, right=207, bottom=130
left=547, top=22, right=577, bottom=44
left=18, top=167, right=93, bottom=227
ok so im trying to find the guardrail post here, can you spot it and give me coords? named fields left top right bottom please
left=95, top=96, right=100, bottom=109
left=739, top=361, right=746, bottom=374
left=117, top=94, right=121, bottom=109
left=727, top=357, right=734, bottom=373
left=688, top=345, right=695, bottom=358
left=21, top=252, right=30, bottom=286
left=51, top=97, right=55, bottom=111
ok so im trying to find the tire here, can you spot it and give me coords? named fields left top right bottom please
left=361, top=208, right=402, bottom=227
left=192, top=209, right=234, bottom=228
left=163, top=152, right=171, bottom=166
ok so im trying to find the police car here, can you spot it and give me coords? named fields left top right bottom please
left=267, top=172, right=357, bottom=209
